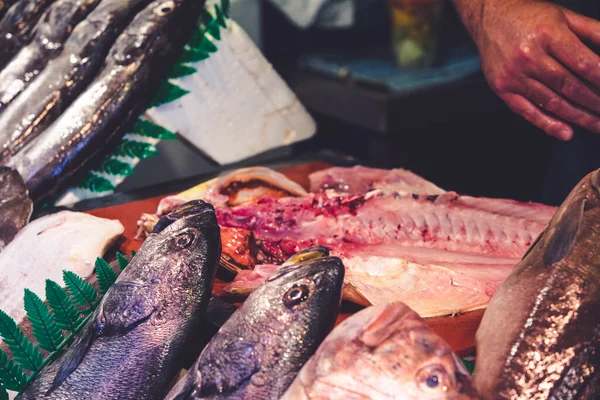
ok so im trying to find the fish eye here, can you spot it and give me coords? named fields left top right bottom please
left=416, top=365, right=451, bottom=392
left=283, top=284, right=309, bottom=308
left=175, top=232, right=194, bottom=248
left=154, top=1, right=175, bottom=15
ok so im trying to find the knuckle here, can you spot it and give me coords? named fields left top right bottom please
left=516, top=43, right=535, bottom=63
left=575, top=58, right=592, bottom=74
left=544, top=97, right=561, bottom=113
left=491, top=76, right=511, bottom=93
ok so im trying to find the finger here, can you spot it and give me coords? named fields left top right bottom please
left=549, top=31, right=600, bottom=90
left=564, top=9, right=600, bottom=47
left=532, top=56, right=600, bottom=115
left=523, top=78, right=600, bottom=133
left=501, top=92, right=573, bottom=140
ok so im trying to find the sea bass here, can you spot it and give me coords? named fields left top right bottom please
left=0, top=0, right=151, bottom=162
left=0, top=166, right=32, bottom=250
left=474, top=168, right=600, bottom=399
left=164, top=247, right=345, bottom=399
left=5, top=0, right=204, bottom=202
left=18, top=200, right=221, bottom=399
left=0, top=0, right=102, bottom=112
left=0, top=210, right=123, bottom=323
left=282, top=302, right=479, bottom=400
left=0, top=0, right=55, bottom=67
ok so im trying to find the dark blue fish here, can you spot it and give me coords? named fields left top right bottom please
left=18, top=200, right=221, bottom=399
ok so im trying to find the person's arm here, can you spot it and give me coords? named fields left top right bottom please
left=452, top=0, right=600, bottom=141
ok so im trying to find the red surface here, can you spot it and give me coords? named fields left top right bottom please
left=85, top=162, right=480, bottom=356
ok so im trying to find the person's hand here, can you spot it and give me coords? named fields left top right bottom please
left=465, top=0, right=600, bottom=141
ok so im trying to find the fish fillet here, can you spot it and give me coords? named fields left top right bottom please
left=0, top=211, right=123, bottom=324
left=309, top=165, right=446, bottom=195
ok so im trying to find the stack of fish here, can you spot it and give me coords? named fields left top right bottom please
left=13, top=163, right=600, bottom=398
left=0, top=0, right=205, bottom=204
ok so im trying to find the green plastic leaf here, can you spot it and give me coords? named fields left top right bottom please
left=63, top=271, right=97, bottom=311
left=23, top=290, right=63, bottom=352
left=222, top=0, right=230, bottom=17
left=0, top=384, right=8, bottom=400
left=131, top=250, right=136, bottom=257
left=215, top=5, right=226, bottom=28
left=78, top=175, right=115, bottom=193
left=0, top=350, right=26, bottom=391
left=95, top=258, right=118, bottom=295
left=98, top=158, right=134, bottom=177
left=201, top=10, right=220, bottom=39
left=179, top=48, right=210, bottom=63
left=115, top=140, right=158, bottom=160
left=45, top=280, right=81, bottom=332
left=462, top=358, right=475, bottom=375
left=150, top=81, right=190, bottom=108
left=169, top=64, right=197, bottom=79
left=134, top=120, right=178, bottom=140
left=188, top=25, right=206, bottom=48
left=0, top=310, right=42, bottom=371
left=116, top=252, right=130, bottom=272
left=197, top=36, right=218, bottom=54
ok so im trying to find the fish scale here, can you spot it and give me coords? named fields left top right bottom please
left=474, top=168, right=600, bottom=399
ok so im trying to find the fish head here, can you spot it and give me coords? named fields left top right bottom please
left=249, top=247, right=345, bottom=348
left=345, top=303, right=479, bottom=400
left=113, top=0, right=184, bottom=65
left=120, top=200, right=221, bottom=322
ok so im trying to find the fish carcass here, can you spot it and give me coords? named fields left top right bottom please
left=474, top=168, right=600, bottom=399
left=5, top=0, right=206, bottom=201
left=0, top=166, right=32, bottom=251
left=138, top=166, right=556, bottom=317
left=0, top=0, right=103, bottom=112
left=0, top=210, right=123, bottom=324
left=19, top=200, right=221, bottom=399
left=282, top=302, right=479, bottom=399
left=165, top=247, right=344, bottom=399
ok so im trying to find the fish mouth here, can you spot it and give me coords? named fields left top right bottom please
left=268, top=252, right=345, bottom=289
left=152, top=200, right=216, bottom=233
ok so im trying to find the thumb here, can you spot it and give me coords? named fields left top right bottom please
left=564, top=9, right=600, bottom=48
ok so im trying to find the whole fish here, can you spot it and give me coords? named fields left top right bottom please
left=0, top=0, right=55, bottom=67
left=0, top=0, right=102, bottom=112
left=0, top=166, right=32, bottom=250
left=18, top=200, right=221, bottom=399
left=282, top=302, right=479, bottom=400
left=165, top=246, right=345, bottom=400
left=0, top=0, right=151, bottom=162
left=474, top=168, right=600, bottom=399
left=5, top=0, right=204, bottom=202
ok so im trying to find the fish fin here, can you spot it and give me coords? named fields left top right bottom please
left=342, top=283, right=372, bottom=307
left=99, top=282, right=156, bottom=336
left=47, top=319, right=97, bottom=394
left=543, top=196, right=585, bottom=265
left=164, top=368, right=201, bottom=400
left=359, top=303, right=413, bottom=348
left=204, top=296, right=237, bottom=329
left=197, top=333, right=260, bottom=396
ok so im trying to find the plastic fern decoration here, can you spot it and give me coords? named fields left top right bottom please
left=23, top=290, right=63, bottom=352
left=45, top=280, right=82, bottom=332
left=95, top=258, right=118, bottom=295
left=63, top=271, right=97, bottom=312
left=0, top=384, right=8, bottom=400
left=116, top=252, right=131, bottom=272
left=0, top=311, right=42, bottom=371
left=0, top=350, right=26, bottom=391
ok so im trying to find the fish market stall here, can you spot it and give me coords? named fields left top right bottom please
left=0, top=0, right=599, bottom=399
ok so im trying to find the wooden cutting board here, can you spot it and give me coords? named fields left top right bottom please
left=86, top=161, right=482, bottom=357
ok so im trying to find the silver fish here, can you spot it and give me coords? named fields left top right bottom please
left=18, top=200, right=221, bottom=399
left=165, top=247, right=345, bottom=399
left=0, top=0, right=103, bottom=112
left=474, top=168, right=600, bottom=399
